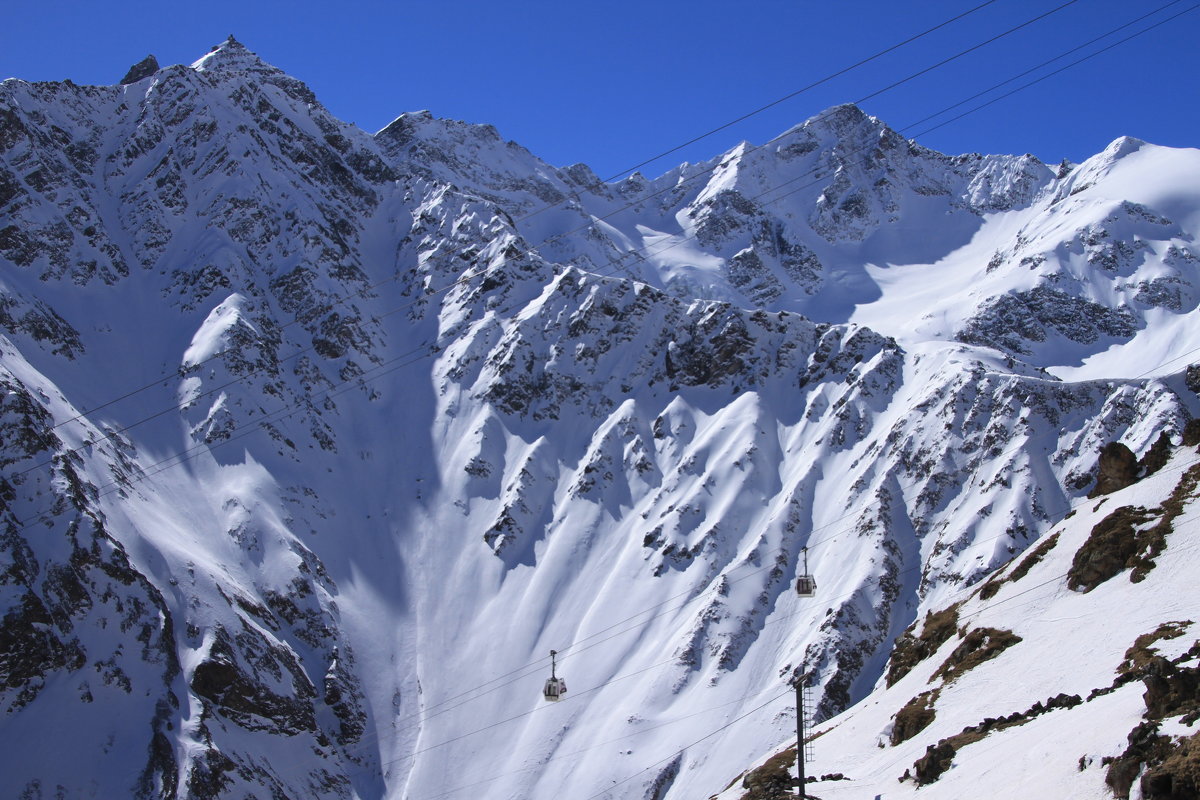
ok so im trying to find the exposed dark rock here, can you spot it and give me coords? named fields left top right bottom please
left=1090, top=441, right=1139, bottom=497
left=322, top=647, right=368, bottom=745
left=1, top=33, right=1198, bottom=800
left=957, top=286, right=1137, bottom=356
left=885, top=604, right=961, bottom=687
left=190, top=624, right=318, bottom=736
left=1071, top=461, right=1200, bottom=591
left=979, top=532, right=1059, bottom=600
left=1067, top=505, right=1154, bottom=592
left=185, top=747, right=238, bottom=799
left=1119, top=622, right=1194, bottom=675
left=644, top=753, right=682, bottom=800
left=1142, top=656, right=1200, bottom=722
left=1187, top=365, right=1200, bottom=394
left=0, top=378, right=183, bottom=794
left=1107, top=722, right=1175, bottom=799
left=1102, top=619, right=1200, bottom=799
left=914, top=741, right=956, bottom=785
left=120, top=55, right=160, bottom=85
left=1141, top=432, right=1174, bottom=477
left=740, top=747, right=797, bottom=800
left=0, top=591, right=87, bottom=709
left=0, top=294, right=85, bottom=358
left=690, top=188, right=758, bottom=247
left=1140, top=732, right=1200, bottom=800
left=138, top=699, right=181, bottom=799
left=728, top=248, right=784, bottom=306
left=1183, top=419, right=1200, bottom=448
left=665, top=308, right=755, bottom=388
left=912, top=693, right=1082, bottom=785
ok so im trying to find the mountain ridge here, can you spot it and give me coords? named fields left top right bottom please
left=0, top=38, right=1197, bottom=799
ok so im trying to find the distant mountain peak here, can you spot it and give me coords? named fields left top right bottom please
left=118, top=54, right=158, bottom=85
left=799, top=102, right=888, bottom=140
left=190, top=35, right=270, bottom=75
left=1103, top=134, right=1148, bottom=160
left=187, top=37, right=318, bottom=106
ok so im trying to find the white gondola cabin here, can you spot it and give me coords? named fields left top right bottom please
left=543, top=649, right=567, bottom=702
left=795, top=546, right=817, bottom=598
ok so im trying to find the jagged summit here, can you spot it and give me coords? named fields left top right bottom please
left=187, top=36, right=312, bottom=94
left=190, top=35, right=253, bottom=69
left=797, top=102, right=884, bottom=139
left=180, top=36, right=321, bottom=109
left=375, top=107, right=506, bottom=149
left=118, top=54, right=158, bottom=85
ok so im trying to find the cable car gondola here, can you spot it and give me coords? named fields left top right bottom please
left=795, top=546, right=817, bottom=598
left=542, top=649, right=567, bottom=702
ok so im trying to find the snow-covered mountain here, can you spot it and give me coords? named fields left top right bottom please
left=0, top=38, right=1196, bottom=799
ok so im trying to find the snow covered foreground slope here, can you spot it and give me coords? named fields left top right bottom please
left=721, top=439, right=1200, bottom=800
left=0, top=38, right=1197, bottom=799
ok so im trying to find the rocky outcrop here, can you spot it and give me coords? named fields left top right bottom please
left=891, top=690, right=938, bottom=745
left=1090, top=441, right=1139, bottom=497
left=120, top=54, right=159, bottom=85
left=912, top=693, right=1083, bottom=785
left=738, top=748, right=798, bottom=800
left=0, top=371, right=182, bottom=798
left=1071, top=454, right=1200, bottom=591
left=190, top=624, right=318, bottom=736
left=957, top=287, right=1137, bottom=357
left=913, top=741, right=957, bottom=785
left=1106, top=724, right=1200, bottom=800
left=885, top=605, right=961, bottom=687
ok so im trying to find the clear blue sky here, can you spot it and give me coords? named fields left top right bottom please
left=3, top=1, right=1197, bottom=178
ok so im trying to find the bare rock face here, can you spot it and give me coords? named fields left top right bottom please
left=1184, top=419, right=1200, bottom=448
left=1090, top=441, right=1139, bottom=497
left=189, top=624, right=318, bottom=737
left=1186, top=364, right=1200, bottom=394
left=956, top=287, right=1137, bottom=357
left=1066, top=506, right=1152, bottom=593
left=1140, top=432, right=1174, bottom=477
left=119, top=55, right=159, bottom=85
left=914, top=741, right=957, bottom=785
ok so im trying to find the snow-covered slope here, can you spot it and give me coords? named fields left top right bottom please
left=718, top=436, right=1200, bottom=800
left=0, top=38, right=1197, bottom=799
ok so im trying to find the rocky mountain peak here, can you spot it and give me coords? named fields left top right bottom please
left=118, top=54, right=159, bottom=85
left=796, top=102, right=898, bottom=149
left=190, top=37, right=289, bottom=83
left=186, top=36, right=319, bottom=108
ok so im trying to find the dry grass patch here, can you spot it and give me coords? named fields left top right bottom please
left=979, top=532, right=1059, bottom=600
left=738, top=747, right=795, bottom=800
left=891, top=689, right=939, bottom=746
left=931, top=627, right=1023, bottom=685
left=885, top=603, right=962, bottom=687
left=1119, top=621, right=1194, bottom=675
